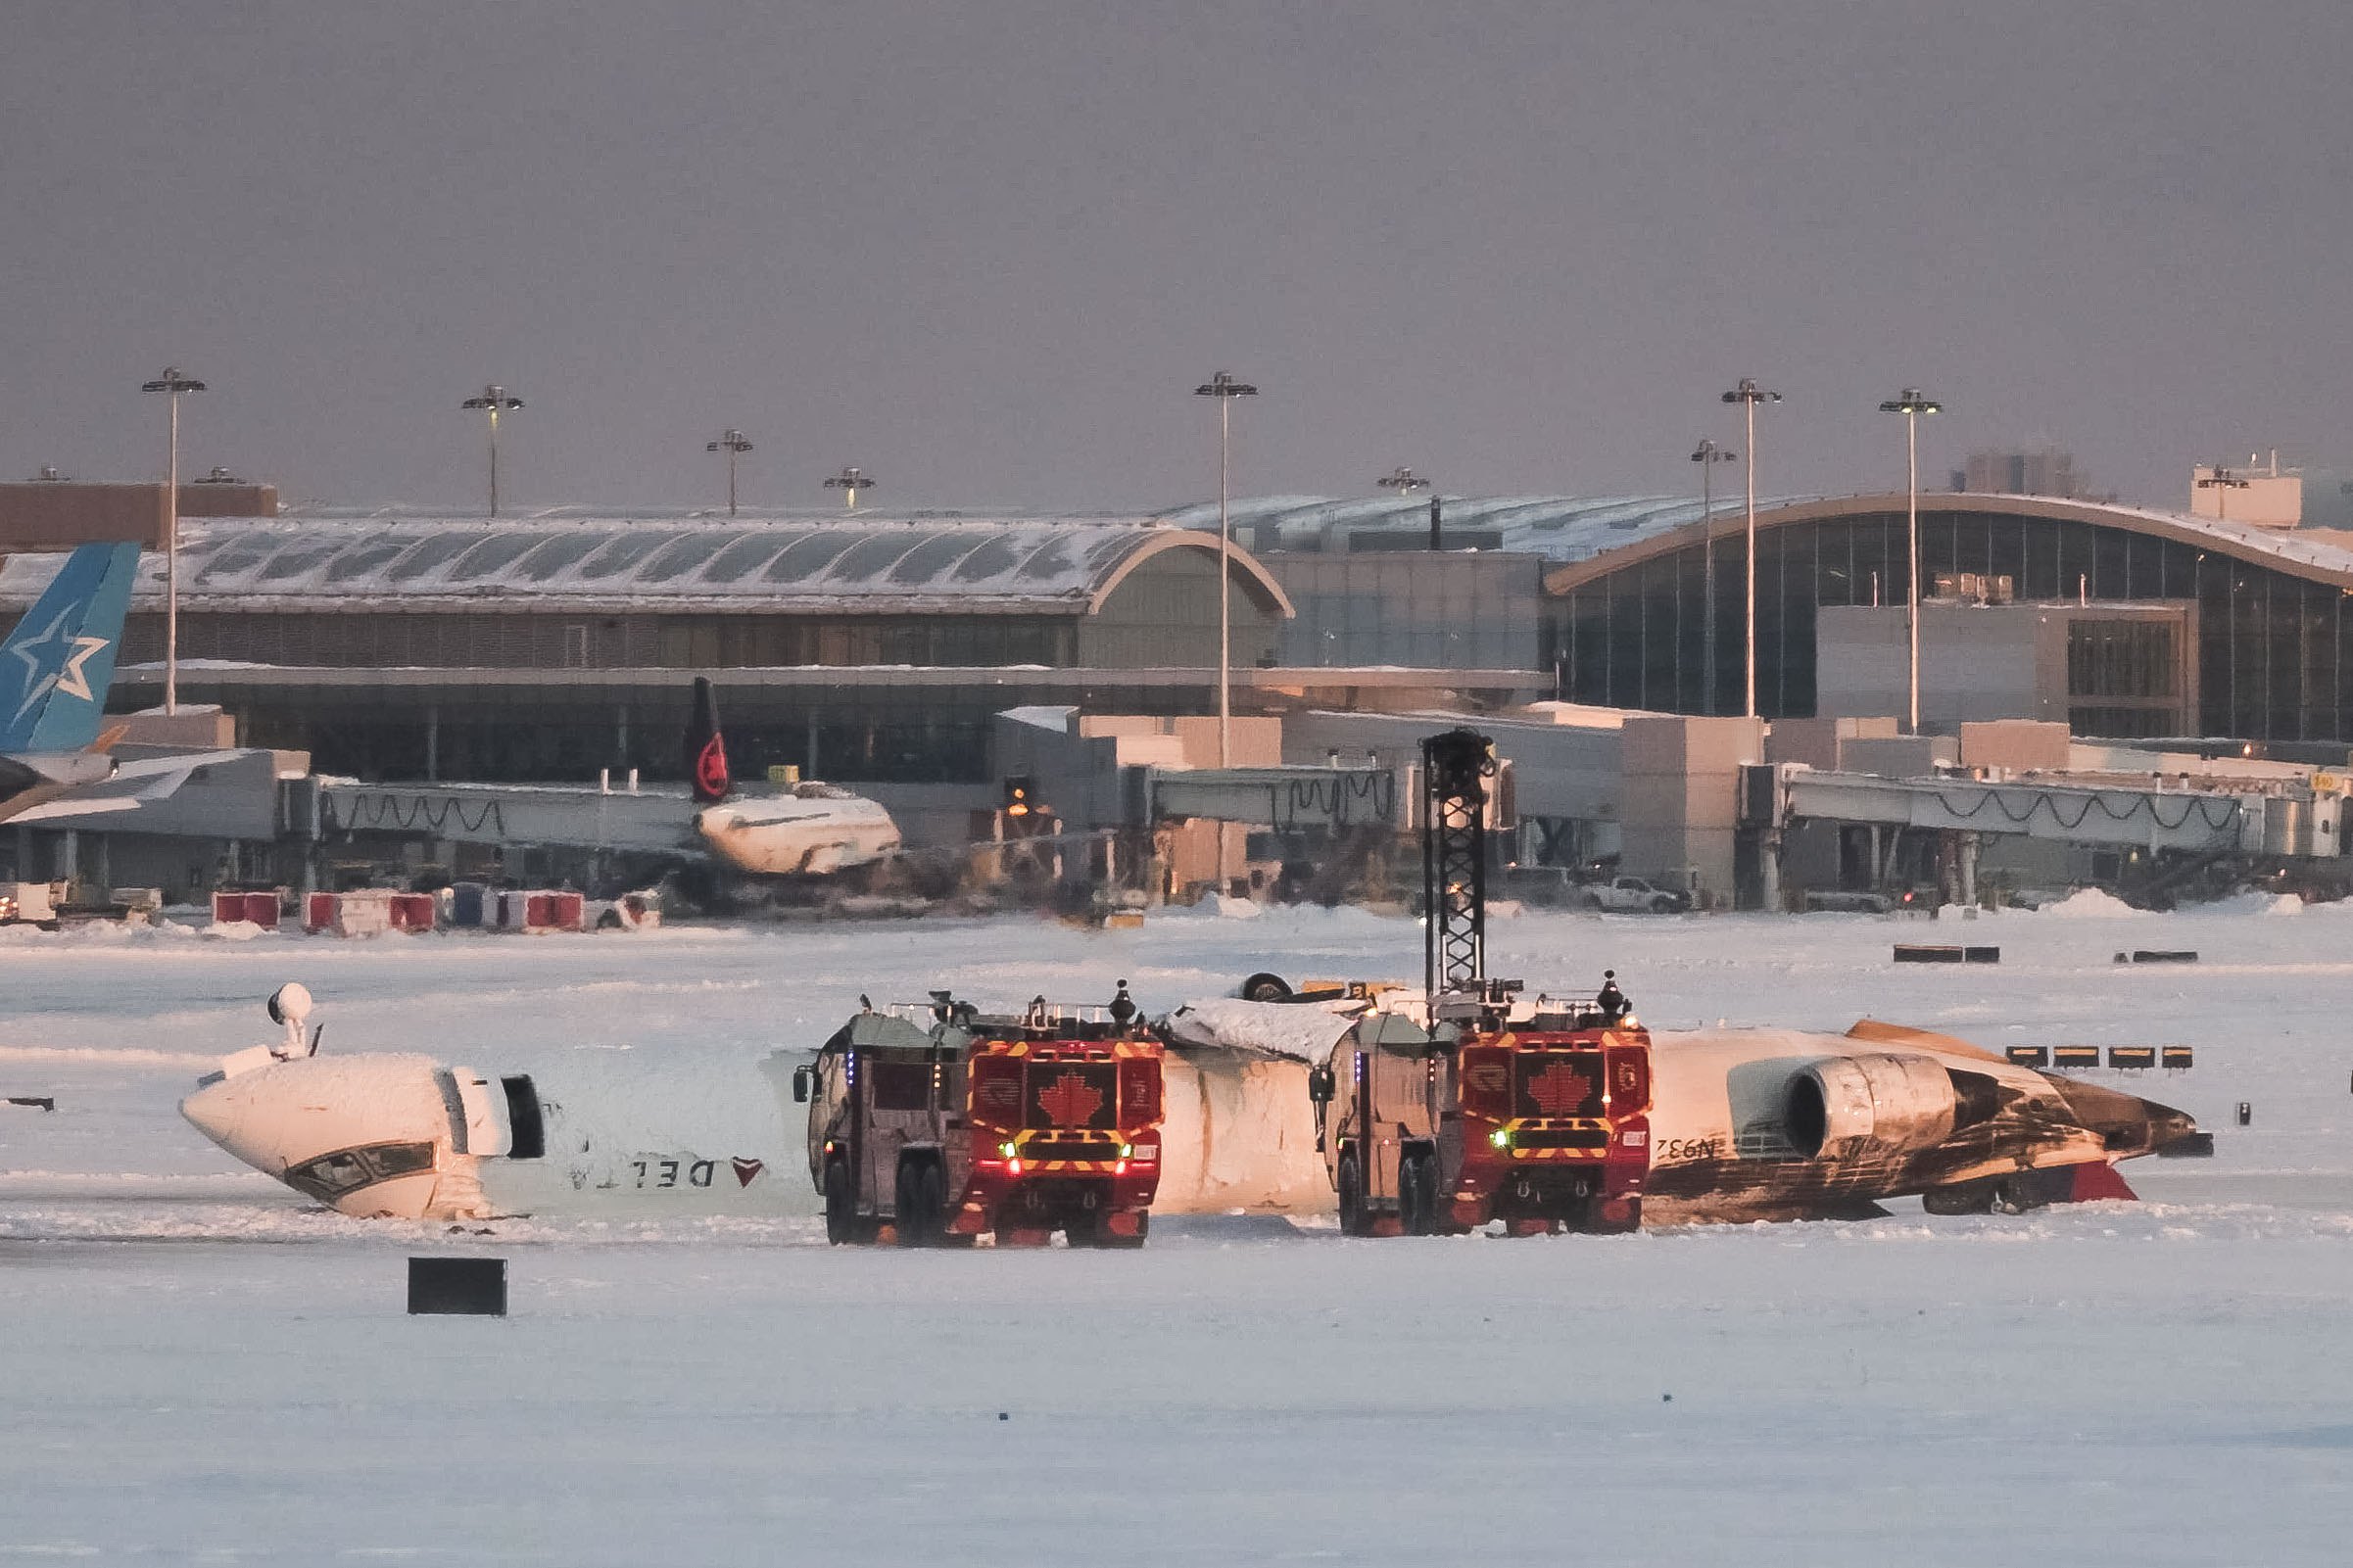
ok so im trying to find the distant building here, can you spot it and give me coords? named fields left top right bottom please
left=1816, top=598, right=2194, bottom=738
left=0, top=477, right=277, bottom=551
left=1951, top=449, right=2084, bottom=499
left=2187, top=457, right=2353, bottom=533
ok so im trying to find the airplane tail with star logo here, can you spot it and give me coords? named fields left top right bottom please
left=0, top=541, right=141, bottom=755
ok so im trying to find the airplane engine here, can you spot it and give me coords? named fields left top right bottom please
left=1784, top=1052, right=1956, bottom=1160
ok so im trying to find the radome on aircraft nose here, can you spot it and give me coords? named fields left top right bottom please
left=179, top=1079, right=238, bottom=1146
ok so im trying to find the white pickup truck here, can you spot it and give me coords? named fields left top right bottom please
left=1581, top=875, right=1692, bottom=914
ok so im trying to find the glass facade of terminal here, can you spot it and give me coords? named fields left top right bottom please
left=1548, top=507, right=2353, bottom=740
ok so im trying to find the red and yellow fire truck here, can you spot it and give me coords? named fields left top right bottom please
left=1309, top=985, right=1652, bottom=1235
left=1302, top=728, right=1654, bottom=1236
left=795, top=991, right=1165, bottom=1247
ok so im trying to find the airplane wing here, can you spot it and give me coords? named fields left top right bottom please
left=1842, top=1018, right=2014, bottom=1066
left=9, top=793, right=157, bottom=823
left=5, top=749, right=242, bottom=822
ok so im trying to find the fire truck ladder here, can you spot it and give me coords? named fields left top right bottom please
left=1421, top=729, right=1496, bottom=998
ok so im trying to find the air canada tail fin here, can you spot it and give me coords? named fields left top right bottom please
left=0, top=541, right=141, bottom=754
left=686, top=676, right=731, bottom=803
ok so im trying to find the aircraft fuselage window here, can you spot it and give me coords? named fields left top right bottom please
left=502, top=1075, right=546, bottom=1160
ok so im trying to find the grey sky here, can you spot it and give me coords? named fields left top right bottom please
left=4, top=2, right=2347, bottom=513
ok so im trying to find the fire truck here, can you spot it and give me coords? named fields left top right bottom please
left=1304, top=730, right=1653, bottom=1236
left=793, top=988, right=1165, bottom=1247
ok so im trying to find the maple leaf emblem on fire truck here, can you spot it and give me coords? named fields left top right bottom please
left=1524, top=1061, right=1596, bottom=1117
left=1036, top=1070, right=1105, bottom=1126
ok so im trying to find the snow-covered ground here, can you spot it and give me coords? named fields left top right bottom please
left=5, top=903, right=2352, bottom=1562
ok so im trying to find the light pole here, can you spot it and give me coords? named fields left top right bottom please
left=1877, top=388, right=1943, bottom=733
left=2198, top=464, right=2251, bottom=522
left=141, top=366, right=206, bottom=716
left=460, top=385, right=524, bottom=517
left=1691, top=440, right=1737, bottom=714
left=706, top=430, right=753, bottom=516
left=1193, top=371, right=1257, bottom=769
left=825, top=466, right=874, bottom=511
left=1721, top=378, right=1781, bottom=717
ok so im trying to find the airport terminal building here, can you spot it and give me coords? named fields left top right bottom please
left=9, top=490, right=2353, bottom=795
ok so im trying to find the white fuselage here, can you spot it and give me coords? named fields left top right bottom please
left=694, top=788, right=900, bottom=877
left=181, top=1043, right=1327, bottom=1221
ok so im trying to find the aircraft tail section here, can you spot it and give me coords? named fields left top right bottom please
left=0, top=541, right=141, bottom=754
left=686, top=676, right=731, bottom=804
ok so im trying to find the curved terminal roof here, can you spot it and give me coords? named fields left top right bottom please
left=9, top=494, right=2340, bottom=614
left=1534, top=492, right=2353, bottom=594
left=1159, top=494, right=1742, bottom=563
left=0, top=511, right=1293, bottom=618
left=1160, top=493, right=2353, bottom=595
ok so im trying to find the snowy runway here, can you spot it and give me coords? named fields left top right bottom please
left=4, top=903, right=2352, bottom=1562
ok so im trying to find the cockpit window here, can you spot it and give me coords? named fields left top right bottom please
left=284, top=1141, right=436, bottom=1202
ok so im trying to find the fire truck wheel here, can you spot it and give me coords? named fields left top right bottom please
left=917, top=1162, right=948, bottom=1240
left=1336, top=1153, right=1369, bottom=1237
left=1091, top=1213, right=1148, bottom=1250
left=895, top=1158, right=945, bottom=1246
left=823, top=1161, right=855, bottom=1246
left=1397, top=1154, right=1426, bottom=1235
left=1409, top=1153, right=1443, bottom=1235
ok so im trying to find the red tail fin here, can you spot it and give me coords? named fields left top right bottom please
left=686, top=677, right=730, bottom=804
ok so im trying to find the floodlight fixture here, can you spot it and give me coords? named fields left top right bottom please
left=459, top=384, right=524, bottom=517
left=706, top=429, right=754, bottom=516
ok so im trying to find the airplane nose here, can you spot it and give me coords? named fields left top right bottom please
left=179, top=1079, right=241, bottom=1150
left=180, top=1071, right=297, bottom=1175
left=178, top=1052, right=462, bottom=1217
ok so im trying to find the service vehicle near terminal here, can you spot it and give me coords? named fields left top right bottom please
left=794, top=989, right=1165, bottom=1247
left=1582, top=874, right=1691, bottom=914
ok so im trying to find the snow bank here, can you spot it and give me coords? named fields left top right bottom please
left=1162, top=997, right=1358, bottom=1064
left=2187, top=890, right=2307, bottom=917
left=2036, top=886, right=2148, bottom=918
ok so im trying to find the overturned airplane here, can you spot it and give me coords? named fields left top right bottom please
left=178, top=975, right=2191, bottom=1227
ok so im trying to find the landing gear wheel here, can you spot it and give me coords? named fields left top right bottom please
left=1241, top=972, right=1293, bottom=1003
left=1336, top=1153, right=1369, bottom=1237
left=1922, top=1179, right=1997, bottom=1215
left=823, top=1161, right=854, bottom=1246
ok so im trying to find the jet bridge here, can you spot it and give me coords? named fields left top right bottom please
left=1144, top=765, right=1401, bottom=832
left=1770, top=768, right=2274, bottom=855
left=316, top=781, right=698, bottom=854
